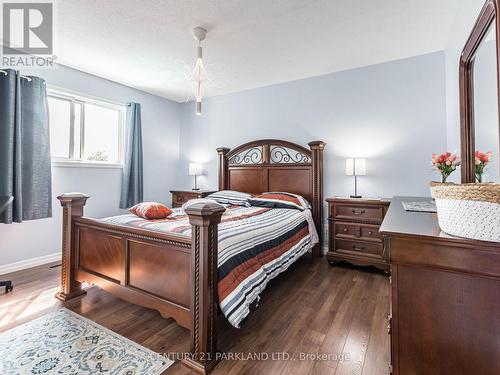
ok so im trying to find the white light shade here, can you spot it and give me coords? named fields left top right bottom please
left=189, top=162, right=204, bottom=176
left=345, top=158, right=367, bottom=176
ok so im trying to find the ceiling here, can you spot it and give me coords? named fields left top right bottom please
left=54, top=0, right=485, bottom=102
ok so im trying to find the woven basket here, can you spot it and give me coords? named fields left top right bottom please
left=430, top=182, right=500, bottom=243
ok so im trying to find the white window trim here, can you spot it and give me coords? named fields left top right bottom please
left=51, top=160, right=123, bottom=169
left=47, top=85, right=126, bottom=169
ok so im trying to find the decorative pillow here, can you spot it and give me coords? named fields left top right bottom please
left=181, top=198, right=226, bottom=212
left=129, top=202, right=172, bottom=219
left=248, top=192, right=311, bottom=211
left=206, top=190, right=252, bottom=207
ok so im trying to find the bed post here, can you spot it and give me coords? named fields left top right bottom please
left=55, top=193, right=89, bottom=301
left=183, top=202, right=225, bottom=374
left=216, top=147, right=230, bottom=190
left=308, top=141, right=326, bottom=257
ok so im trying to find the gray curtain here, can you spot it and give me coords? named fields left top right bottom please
left=120, top=102, right=143, bottom=209
left=0, top=69, right=52, bottom=224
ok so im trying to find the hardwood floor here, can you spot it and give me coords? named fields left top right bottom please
left=0, top=257, right=390, bottom=375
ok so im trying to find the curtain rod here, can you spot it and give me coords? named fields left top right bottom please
left=0, top=69, right=33, bottom=81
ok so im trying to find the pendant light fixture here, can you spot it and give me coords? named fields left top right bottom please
left=190, top=27, right=208, bottom=116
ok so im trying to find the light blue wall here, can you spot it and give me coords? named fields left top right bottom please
left=0, top=64, right=181, bottom=267
left=444, top=46, right=462, bottom=184
left=179, top=52, right=448, bottom=208
left=1, top=52, right=449, bottom=268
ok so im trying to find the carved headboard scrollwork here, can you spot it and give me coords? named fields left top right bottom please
left=217, top=139, right=326, bottom=256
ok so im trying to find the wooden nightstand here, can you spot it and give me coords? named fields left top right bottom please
left=326, top=197, right=390, bottom=272
left=170, top=190, right=216, bottom=208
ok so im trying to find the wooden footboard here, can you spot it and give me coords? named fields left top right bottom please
left=56, top=193, right=225, bottom=374
left=55, top=139, right=325, bottom=374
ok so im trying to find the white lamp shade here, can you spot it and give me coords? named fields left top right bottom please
left=189, top=162, right=204, bottom=176
left=345, top=158, right=366, bottom=176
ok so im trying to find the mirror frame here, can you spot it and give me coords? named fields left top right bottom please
left=460, top=0, right=500, bottom=182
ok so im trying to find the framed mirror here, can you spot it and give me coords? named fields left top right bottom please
left=460, top=0, right=500, bottom=183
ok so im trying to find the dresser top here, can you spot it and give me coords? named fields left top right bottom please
left=379, top=196, right=440, bottom=238
left=380, top=196, right=499, bottom=248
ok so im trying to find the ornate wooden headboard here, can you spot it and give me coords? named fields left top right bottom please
left=217, top=139, right=326, bottom=256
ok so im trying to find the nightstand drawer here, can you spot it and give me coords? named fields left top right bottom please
left=334, top=239, right=383, bottom=257
left=173, top=193, right=194, bottom=207
left=170, top=190, right=216, bottom=208
left=326, top=197, right=390, bottom=272
left=332, top=204, right=384, bottom=223
left=334, top=222, right=381, bottom=242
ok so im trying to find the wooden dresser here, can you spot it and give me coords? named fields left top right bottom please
left=170, top=190, right=216, bottom=208
left=380, top=196, right=500, bottom=375
left=326, top=198, right=390, bottom=272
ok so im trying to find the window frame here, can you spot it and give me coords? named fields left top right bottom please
left=47, top=86, right=126, bottom=169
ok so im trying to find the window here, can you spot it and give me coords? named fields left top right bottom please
left=48, top=89, right=125, bottom=167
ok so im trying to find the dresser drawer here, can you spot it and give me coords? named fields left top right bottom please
left=334, top=239, right=383, bottom=258
left=332, top=204, right=385, bottom=223
left=334, top=222, right=381, bottom=242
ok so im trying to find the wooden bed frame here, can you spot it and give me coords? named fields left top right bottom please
left=56, top=139, right=325, bottom=374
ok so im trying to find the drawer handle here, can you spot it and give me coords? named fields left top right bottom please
left=343, top=228, right=348, bottom=232
left=368, top=231, right=373, bottom=235
left=353, top=246, right=365, bottom=251
left=352, top=209, right=365, bottom=215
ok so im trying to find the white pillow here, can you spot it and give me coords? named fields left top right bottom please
left=206, top=190, right=252, bottom=207
left=248, top=192, right=312, bottom=211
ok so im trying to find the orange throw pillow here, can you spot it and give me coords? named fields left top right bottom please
left=129, top=202, right=172, bottom=219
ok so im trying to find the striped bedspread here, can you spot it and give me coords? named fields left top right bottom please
left=101, top=205, right=318, bottom=328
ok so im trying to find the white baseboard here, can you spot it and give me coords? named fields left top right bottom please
left=0, top=252, right=61, bottom=276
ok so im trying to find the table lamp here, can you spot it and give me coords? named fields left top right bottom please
left=189, top=163, right=204, bottom=191
left=345, top=158, right=366, bottom=198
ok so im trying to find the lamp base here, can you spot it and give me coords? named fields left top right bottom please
left=350, top=195, right=362, bottom=199
left=192, top=188, right=200, bottom=191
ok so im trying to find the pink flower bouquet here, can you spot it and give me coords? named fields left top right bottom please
left=431, top=152, right=461, bottom=182
left=475, top=151, right=493, bottom=182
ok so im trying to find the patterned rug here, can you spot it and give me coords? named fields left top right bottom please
left=0, top=308, right=173, bottom=374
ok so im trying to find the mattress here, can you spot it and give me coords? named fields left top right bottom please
left=101, top=205, right=318, bottom=328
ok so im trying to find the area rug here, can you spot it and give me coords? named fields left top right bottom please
left=0, top=308, right=173, bottom=374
